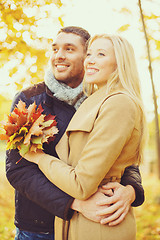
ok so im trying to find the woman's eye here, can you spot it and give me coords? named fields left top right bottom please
left=98, top=52, right=105, bottom=56
left=86, top=53, right=91, bottom=57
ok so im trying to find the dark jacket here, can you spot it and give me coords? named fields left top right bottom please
left=6, top=82, right=144, bottom=233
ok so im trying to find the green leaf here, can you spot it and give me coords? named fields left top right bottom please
left=31, top=136, right=43, bottom=144
left=19, top=143, right=31, bottom=155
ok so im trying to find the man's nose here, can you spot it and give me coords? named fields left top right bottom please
left=55, top=49, right=65, bottom=60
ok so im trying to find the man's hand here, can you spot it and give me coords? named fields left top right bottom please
left=71, top=182, right=135, bottom=226
left=70, top=189, right=113, bottom=223
left=97, top=182, right=136, bottom=226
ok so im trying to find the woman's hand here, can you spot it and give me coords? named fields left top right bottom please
left=96, top=182, right=135, bottom=226
left=22, top=150, right=44, bottom=164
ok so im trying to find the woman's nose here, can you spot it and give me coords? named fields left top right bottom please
left=88, top=56, right=95, bottom=64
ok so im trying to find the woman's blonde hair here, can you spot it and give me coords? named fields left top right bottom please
left=83, top=34, right=147, bottom=162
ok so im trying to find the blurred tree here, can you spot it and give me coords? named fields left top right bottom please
left=138, top=0, right=160, bottom=178
left=116, top=0, right=160, bottom=176
left=0, top=0, right=63, bottom=91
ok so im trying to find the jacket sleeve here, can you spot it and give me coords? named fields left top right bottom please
left=37, top=94, right=140, bottom=200
left=121, top=165, right=145, bottom=207
left=6, top=92, right=74, bottom=220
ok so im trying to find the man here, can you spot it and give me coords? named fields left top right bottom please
left=6, top=26, right=144, bottom=240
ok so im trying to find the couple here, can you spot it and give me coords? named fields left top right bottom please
left=6, top=26, right=146, bottom=240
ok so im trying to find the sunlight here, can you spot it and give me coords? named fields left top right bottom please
left=0, top=0, right=159, bottom=120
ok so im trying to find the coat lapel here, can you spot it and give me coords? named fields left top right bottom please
left=66, top=87, right=122, bottom=133
left=56, top=86, right=123, bottom=162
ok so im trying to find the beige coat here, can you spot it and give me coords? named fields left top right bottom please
left=38, top=86, right=142, bottom=240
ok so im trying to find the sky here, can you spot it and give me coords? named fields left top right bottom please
left=0, top=0, right=160, bottom=121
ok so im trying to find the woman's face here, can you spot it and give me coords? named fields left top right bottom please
left=84, top=38, right=117, bottom=88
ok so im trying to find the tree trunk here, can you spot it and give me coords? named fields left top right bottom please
left=138, top=0, right=160, bottom=178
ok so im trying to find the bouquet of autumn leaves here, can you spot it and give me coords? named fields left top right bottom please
left=0, top=100, right=58, bottom=160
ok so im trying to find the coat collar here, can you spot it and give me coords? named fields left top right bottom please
left=56, top=87, right=123, bottom=161
left=66, top=86, right=123, bottom=134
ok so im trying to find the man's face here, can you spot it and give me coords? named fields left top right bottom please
left=51, top=32, right=86, bottom=88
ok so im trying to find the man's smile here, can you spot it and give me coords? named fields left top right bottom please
left=55, top=64, right=70, bottom=72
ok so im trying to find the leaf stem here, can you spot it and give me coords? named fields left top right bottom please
left=16, top=157, right=23, bottom=164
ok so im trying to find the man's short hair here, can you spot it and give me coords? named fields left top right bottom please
left=58, top=26, right=90, bottom=50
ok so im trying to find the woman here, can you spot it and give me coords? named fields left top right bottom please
left=23, top=34, right=146, bottom=240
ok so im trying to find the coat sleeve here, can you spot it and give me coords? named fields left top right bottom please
left=6, top=92, right=74, bottom=220
left=37, top=94, right=139, bottom=200
left=121, top=165, right=145, bottom=207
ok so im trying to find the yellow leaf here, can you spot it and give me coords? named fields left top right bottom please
left=58, top=16, right=64, bottom=27
left=7, top=136, right=23, bottom=150
left=19, top=127, right=28, bottom=135
left=119, top=8, right=132, bottom=14
left=117, top=24, right=130, bottom=33
left=9, top=67, right=18, bottom=77
left=9, top=132, right=19, bottom=142
left=53, top=0, right=63, bottom=8
left=15, top=82, right=23, bottom=91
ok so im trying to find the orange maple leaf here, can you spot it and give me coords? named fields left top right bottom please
left=0, top=100, right=58, bottom=159
left=4, top=123, right=19, bottom=136
left=24, top=115, right=45, bottom=145
left=16, top=100, right=27, bottom=113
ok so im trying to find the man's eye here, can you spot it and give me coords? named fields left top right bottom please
left=66, top=48, right=74, bottom=52
left=52, top=48, right=58, bottom=53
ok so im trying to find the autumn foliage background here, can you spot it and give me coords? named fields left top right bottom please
left=0, top=0, right=160, bottom=239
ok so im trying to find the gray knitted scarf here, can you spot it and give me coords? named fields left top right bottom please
left=44, top=67, right=87, bottom=110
